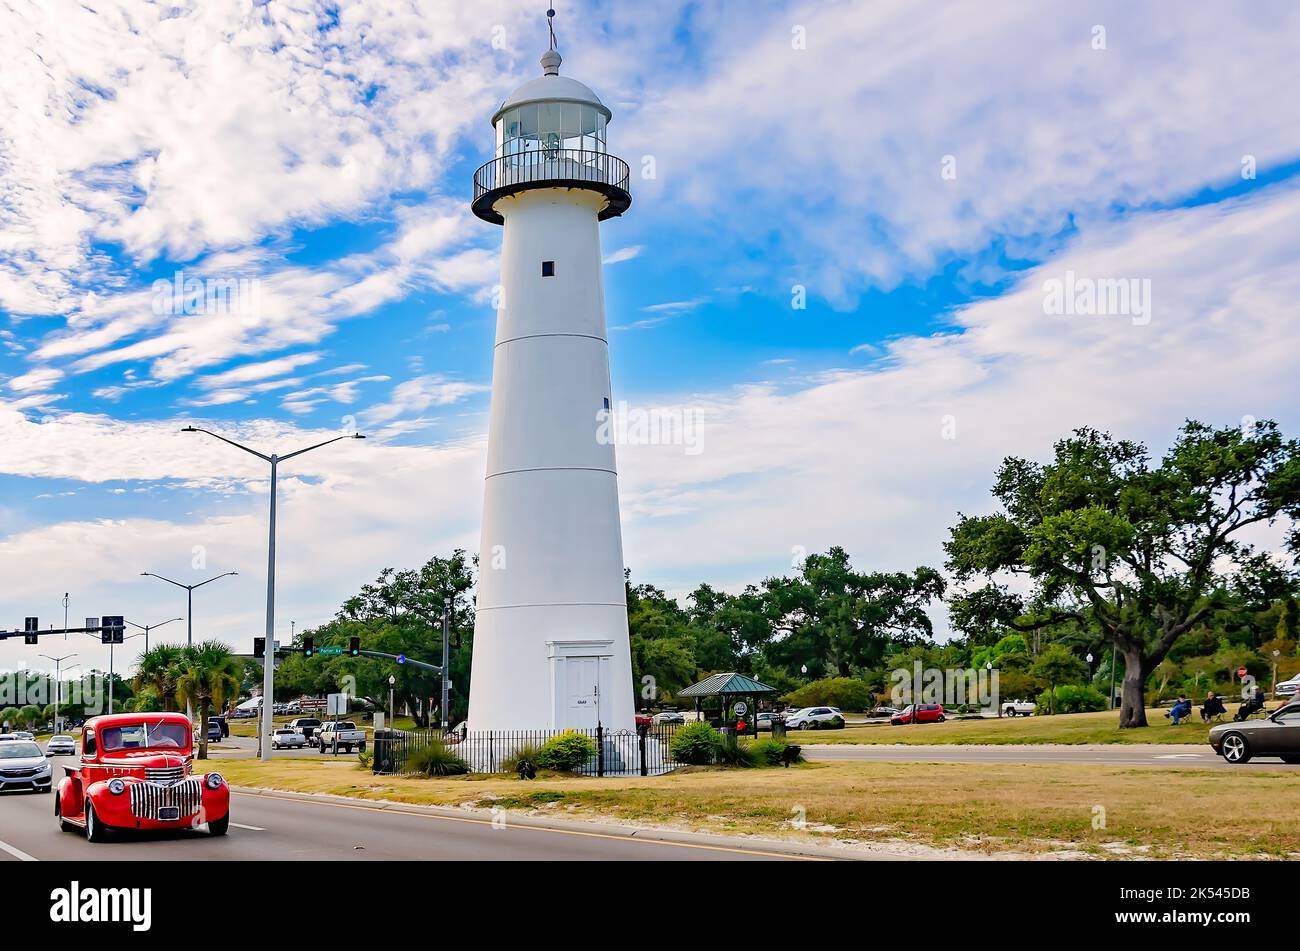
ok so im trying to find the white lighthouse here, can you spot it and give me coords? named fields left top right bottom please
left=466, top=35, right=635, bottom=733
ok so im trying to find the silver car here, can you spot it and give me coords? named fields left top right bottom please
left=46, top=735, right=77, bottom=756
left=1209, top=702, right=1300, bottom=764
left=0, top=740, right=53, bottom=792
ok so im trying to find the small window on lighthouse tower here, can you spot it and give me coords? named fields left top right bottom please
left=541, top=260, right=555, bottom=277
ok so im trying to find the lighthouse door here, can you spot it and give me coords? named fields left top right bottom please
left=565, top=656, right=601, bottom=729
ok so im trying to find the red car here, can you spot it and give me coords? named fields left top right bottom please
left=890, top=703, right=946, bottom=725
left=55, top=712, right=230, bottom=842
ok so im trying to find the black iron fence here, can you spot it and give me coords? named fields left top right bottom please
left=374, top=722, right=687, bottom=778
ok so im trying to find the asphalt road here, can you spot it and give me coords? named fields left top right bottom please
left=0, top=783, right=809, bottom=862
left=801, top=743, right=1295, bottom=769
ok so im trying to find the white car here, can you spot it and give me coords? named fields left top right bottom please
left=0, top=739, right=53, bottom=793
left=1275, top=674, right=1300, bottom=699
left=12, top=731, right=34, bottom=741
left=46, top=735, right=77, bottom=756
left=783, top=707, right=842, bottom=729
left=271, top=728, right=305, bottom=750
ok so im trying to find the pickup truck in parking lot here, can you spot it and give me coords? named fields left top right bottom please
left=1001, top=699, right=1036, bottom=717
left=317, top=721, right=366, bottom=754
left=288, top=717, right=322, bottom=746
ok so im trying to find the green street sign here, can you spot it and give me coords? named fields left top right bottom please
left=317, top=646, right=344, bottom=656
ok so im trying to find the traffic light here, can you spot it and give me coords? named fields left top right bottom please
left=348, top=636, right=360, bottom=657
left=303, top=636, right=314, bottom=658
left=100, top=616, right=124, bottom=644
left=24, top=633, right=38, bottom=645
left=253, top=637, right=265, bottom=659
left=24, top=617, right=38, bottom=632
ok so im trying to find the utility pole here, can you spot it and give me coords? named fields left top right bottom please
left=182, top=426, right=364, bottom=761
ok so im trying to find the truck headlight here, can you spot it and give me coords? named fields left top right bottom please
left=108, top=778, right=126, bottom=795
left=205, top=772, right=225, bottom=790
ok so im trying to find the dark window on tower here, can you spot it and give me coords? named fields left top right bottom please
left=541, top=260, right=555, bottom=276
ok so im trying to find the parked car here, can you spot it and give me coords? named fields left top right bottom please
left=1002, top=699, right=1036, bottom=717
left=288, top=717, right=322, bottom=745
left=891, top=703, right=946, bottom=725
left=271, top=728, right=306, bottom=750
left=317, top=721, right=366, bottom=754
left=651, top=711, right=686, bottom=724
left=784, top=707, right=844, bottom=730
left=193, top=720, right=223, bottom=744
left=755, top=712, right=784, bottom=732
left=55, top=712, right=230, bottom=841
left=0, top=739, right=53, bottom=793
left=46, top=735, right=77, bottom=756
left=869, top=705, right=902, bottom=719
left=1210, top=702, right=1300, bottom=764
left=12, top=731, right=35, bottom=741
left=635, top=712, right=654, bottom=729
left=1275, top=674, right=1300, bottom=699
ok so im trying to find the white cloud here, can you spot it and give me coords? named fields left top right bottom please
left=7, top=367, right=64, bottom=393
left=603, top=245, right=643, bottom=265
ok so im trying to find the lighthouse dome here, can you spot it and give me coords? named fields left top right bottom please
left=492, top=51, right=612, bottom=130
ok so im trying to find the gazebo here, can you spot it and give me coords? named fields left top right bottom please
left=677, top=672, right=777, bottom=737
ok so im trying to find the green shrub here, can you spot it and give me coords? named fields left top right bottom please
left=715, top=734, right=760, bottom=768
left=406, top=740, right=469, bottom=776
left=823, top=714, right=845, bottom=730
left=501, top=743, right=543, bottom=776
left=1051, top=684, right=1108, bottom=714
left=535, top=731, right=597, bottom=772
left=670, top=722, right=720, bottom=765
left=356, top=749, right=374, bottom=771
left=782, top=677, right=875, bottom=711
left=749, top=738, right=787, bottom=766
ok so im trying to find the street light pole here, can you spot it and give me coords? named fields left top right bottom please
left=40, top=652, right=77, bottom=732
left=182, top=426, right=365, bottom=761
left=62, top=593, right=69, bottom=642
left=441, top=606, right=451, bottom=731
left=140, top=571, right=239, bottom=647
left=125, top=617, right=182, bottom=653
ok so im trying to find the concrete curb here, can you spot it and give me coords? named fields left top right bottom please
left=229, top=784, right=907, bottom=861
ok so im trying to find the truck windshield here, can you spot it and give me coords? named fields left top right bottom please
left=100, top=721, right=189, bottom=751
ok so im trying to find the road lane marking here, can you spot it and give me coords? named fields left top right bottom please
left=230, top=822, right=266, bottom=831
left=233, top=791, right=825, bottom=860
left=0, top=838, right=38, bottom=862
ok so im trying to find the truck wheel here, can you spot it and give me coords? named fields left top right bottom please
left=208, top=815, right=229, bottom=836
left=358, top=743, right=366, bottom=754
left=85, top=802, right=108, bottom=842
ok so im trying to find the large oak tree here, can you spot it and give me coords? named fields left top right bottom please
left=946, top=421, right=1300, bottom=727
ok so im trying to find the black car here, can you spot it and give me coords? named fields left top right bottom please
left=1209, top=701, right=1300, bottom=763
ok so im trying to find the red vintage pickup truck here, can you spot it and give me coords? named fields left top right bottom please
left=54, top=712, right=230, bottom=842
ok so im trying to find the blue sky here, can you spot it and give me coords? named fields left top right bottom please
left=2, top=0, right=1299, bottom=671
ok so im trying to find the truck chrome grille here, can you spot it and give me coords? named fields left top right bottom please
left=144, top=765, right=185, bottom=786
left=129, top=778, right=203, bottom=819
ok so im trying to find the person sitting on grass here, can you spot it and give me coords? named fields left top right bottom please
left=1164, top=695, right=1192, bottom=725
left=1200, top=692, right=1227, bottom=722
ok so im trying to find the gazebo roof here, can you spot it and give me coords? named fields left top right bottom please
left=677, top=672, right=776, bottom=698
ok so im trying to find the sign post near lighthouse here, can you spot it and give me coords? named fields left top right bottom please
left=467, top=20, right=635, bottom=733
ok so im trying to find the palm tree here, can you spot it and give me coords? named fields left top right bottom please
left=174, top=641, right=241, bottom=760
left=133, top=645, right=186, bottom=712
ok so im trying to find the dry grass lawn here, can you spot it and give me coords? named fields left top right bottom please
left=218, top=755, right=1300, bottom=860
